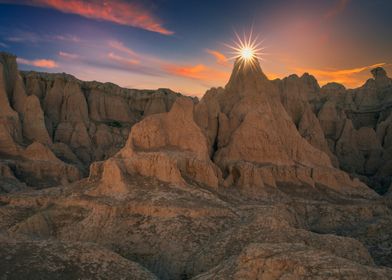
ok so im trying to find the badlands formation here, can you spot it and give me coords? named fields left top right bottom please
left=0, top=51, right=392, bottom=279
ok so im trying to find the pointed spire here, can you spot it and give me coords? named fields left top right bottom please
left=226, top=57, right=269, bottom=92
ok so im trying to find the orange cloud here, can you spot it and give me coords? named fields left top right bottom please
left=163, top=63, right=229, bottom=81
left=59, top=51, right=79, bottom=59
left=294, top=63, right=386, bottom=88
left=13, top=0, right=173, bottom=35
left=324, top=0, right=350, bottom=19
left=206, top=49, right=228, bottom=66
left=17, top=57, right=58, bottom=68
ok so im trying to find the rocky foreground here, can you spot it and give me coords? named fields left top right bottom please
left=0, top=52, right=391, bottom=279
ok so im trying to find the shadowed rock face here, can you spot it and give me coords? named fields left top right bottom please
left=0, top=53, right=392, bottom=279
left=269, top=65, right=392, bottom=194
left=195, top=58, right=375, bottom=198
left=310, top=66, right=392, bottom=194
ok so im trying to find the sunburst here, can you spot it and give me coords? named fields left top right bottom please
left=225, top=30, right=267, bottom=69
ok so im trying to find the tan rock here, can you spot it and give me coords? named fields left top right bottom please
left=194, top=243, right=391, bottom=280
left=130, top=97, right=209, bottom=158
left=144, top=95, right=169, bottom=116
left=50, top=142, right=83, bottom=166
left=0, top=235, right=158, bottom=279
left=0, top=54, right=23, bottom=156
left=121, top=151, right=185, bottom=186
left=21, top=95, right=52, bottom=144
left=335, top=119, right=365, bottom=173
left=317, top=100, right=346, bottom=140
left=22, top=142, right=61, bottom=162
left=110, top=97, right=222, bottom=188
left=17, top=142, right=81, bottom=186
left=89, top=159, right=129, bottom=198
left=88, top=88, right=132, bottom=122
left=43, top=77, right=65, bottom=128
left=60, top=81, right=89, bottom=126
left=70, top=122, right=91, bottom=149
left=194, top=87, right=224, bottom=154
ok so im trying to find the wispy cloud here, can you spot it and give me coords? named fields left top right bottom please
left=0, top=42, right=8, bottom=48
left=53, top=34, right=80, bottom=43
left=17, top=57, right=58, bottom=68
left=294, top=62, right=386, bottom=87
left=206, top=49, right=228, bottom=66
left=324, top=0, right=350, bottom=19
left=4, top=30, right=81, bottom=44
left=163, top=63, right=229, bottom=81
left=59, top=51, right=79, bottom=59
left=104, top=52, right=165, bottom=76
left=6, top=0, right=173, bottom=35
left=109, top=40, right=138, bottom=57
left=107, top=52, right=139, bottom=66
left=6, top=31, right=42, bottom=43
left=107, top=40, right=229, bottom=82
left=107, top=40, right=229, bottom=81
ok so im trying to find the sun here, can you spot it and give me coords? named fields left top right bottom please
left=225, top=30, right=266, bottom=67
left=240, top=47, right=254, bottom=60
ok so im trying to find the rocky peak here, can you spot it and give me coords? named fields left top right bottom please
left=371, top=67, right=388, bottom=80
left=0, top=52, right=18, bottom=99
left=371, top=67, right=391, bottom=88
left=301, top=72, right=320, bottom=91
left=226, top=57, right=269, bottom=92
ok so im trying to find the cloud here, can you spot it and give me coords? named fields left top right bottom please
left=17, top=57, right=59, bottom=68
left=107, top=40, right=230, bottom=82
left=104, top=52, right=166, bottom=76
left=163, top=63, right=229, bottom=81
left=6, top=31, right=42, bottom=43
left=106, top=41, right=229, bottom=82
left=3, top=30, right=81, bottom=44
left=0, top=42, right=8, bottom=48
left=7, top=0, right=173, bottom=35
left=324, top=0, right=350, bottom=19
left=53, top=34, right=81, bottom=43
left=294, top=62, right=386, bottom=88
left=59, top=51, right=79, bottom=59
left=108, top=52, right=139, bottom=66
left=109, top=40, right=138, bottom=57
left=206, top=49, right=228, bottom=66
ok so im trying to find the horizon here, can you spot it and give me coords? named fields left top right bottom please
left=0, top=0, right=391, bottom=96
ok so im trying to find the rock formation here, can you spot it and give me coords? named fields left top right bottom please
left=195, top=58, right=374, bottom=197
left=0, top=52, right=182, bottom=190
left=0, top=52, right=391, bottom=279
left=0, top=234, right=158, bottom=279
left=312, top=67, right=392, bottom=194
left=91, top=97, right=222, bottom=192
left=268, top=65, right=392, bottom=194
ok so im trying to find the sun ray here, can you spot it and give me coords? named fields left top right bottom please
left=225, top=31, right=267, bottom=69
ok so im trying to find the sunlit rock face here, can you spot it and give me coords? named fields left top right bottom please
left=0, top=52, right=183, bottom=190
left=1, top=52, right=392, bottom=280
left=90, top=97, right=222, bottom=191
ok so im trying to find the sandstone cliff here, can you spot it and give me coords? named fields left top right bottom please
left=195, top=58, right=375, bottom=197
left=0, top=52, right=182, bottom=190
left=313, top=67, right=392, bottom=194
left=270, top=67, right=392, bottom=194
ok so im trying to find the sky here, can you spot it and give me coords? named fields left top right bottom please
left=0, top=0, right=391, bottom=96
